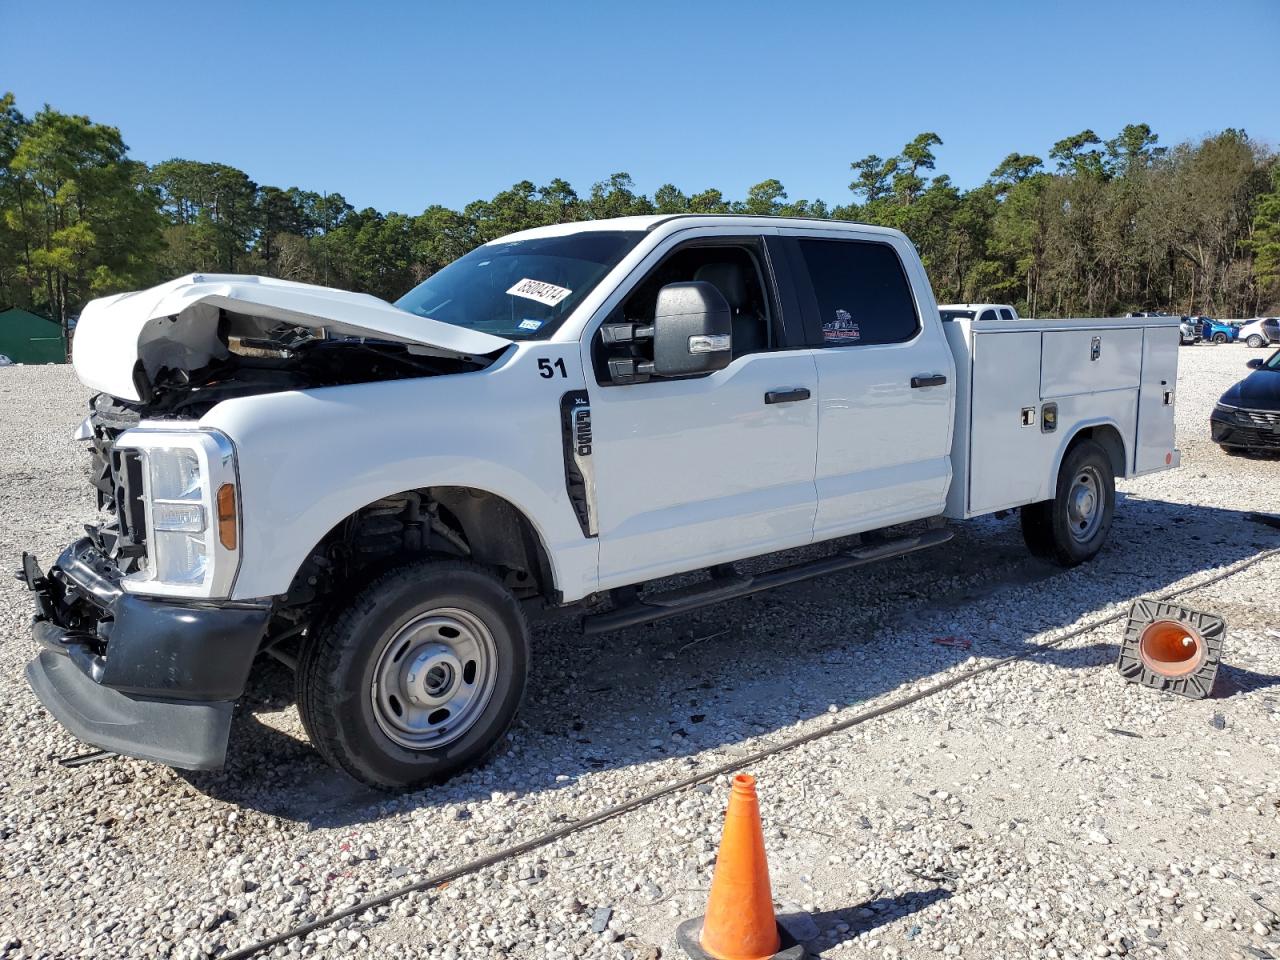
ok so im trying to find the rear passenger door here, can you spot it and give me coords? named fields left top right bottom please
left=779, top=229, right=955, bottom=539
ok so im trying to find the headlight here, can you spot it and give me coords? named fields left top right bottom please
left=148, top=448, right=209, bottom=585
left=113, top=429, right=240, bottom=599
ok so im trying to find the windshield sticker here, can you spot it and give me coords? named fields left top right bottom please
left=507, top=278, right=572, bottom=307
left=517, top=318, right=544, bottom=332
left=824, top=309, right=861, bottom=343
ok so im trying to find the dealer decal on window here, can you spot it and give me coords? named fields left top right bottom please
left=824, top=308, right=861, bottom=343
left=507, top=278, right=572, bottom=307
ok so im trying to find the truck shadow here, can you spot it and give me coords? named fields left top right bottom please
left=795, top=887, right=952, bottom=954
left=179, top=493, right=1280, bottom=826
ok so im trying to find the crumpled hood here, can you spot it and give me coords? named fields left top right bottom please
left=72, top=273, right=512, bottom=401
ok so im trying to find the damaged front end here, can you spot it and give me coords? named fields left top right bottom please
left=77, top=321, right=494, bottom=577
left=20, top=542, right=269, bottom=770
left=22, top=273, right=509, bottom=769
left=23, top=397, right=270, bottom=768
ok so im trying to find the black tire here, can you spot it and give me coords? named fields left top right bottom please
left=1247, top=334, right=1264, bottom=348
left=1019, top=499, right=1055, bottom=559
left=1018, top=438, right=1115, bottom=567
left=297, top=559, right=530, bottom=790
left=1212, top=332, right=1228, bottom=344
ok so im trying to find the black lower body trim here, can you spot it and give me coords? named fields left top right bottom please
left=583, top=527, right=953, bottom=635
left=26, top=650, right=234, bottom=770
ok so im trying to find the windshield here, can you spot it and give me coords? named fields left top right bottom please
left=395, top=230, right=643, bottom=339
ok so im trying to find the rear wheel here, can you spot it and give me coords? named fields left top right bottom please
left=297, top=559, right=530, bottom=789
left=1247, top=334, right=1264, bottom=348
left=1020, top=438, right=1115, bottom=567
left=1212, top=332, right=1228, bottom=344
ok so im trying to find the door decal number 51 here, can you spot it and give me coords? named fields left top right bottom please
left=538, top=358, right=569, bottom=379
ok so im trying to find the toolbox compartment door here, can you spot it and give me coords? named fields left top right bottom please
left=968, top=330, right=1048, bottom=515
left=1134, top=325, right=1179, bottom=473
left=1040, top=328, right=1143, bottom=397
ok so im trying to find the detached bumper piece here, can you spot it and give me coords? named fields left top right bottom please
left=1116, top=599, right=1225, bottom=700
left=26, top=652, right=235, bottom=770
left=20, top=539, right=269, bottom=770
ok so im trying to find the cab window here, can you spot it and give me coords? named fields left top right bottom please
left=592, top=239, right=779, bottom=384
left=793, top=239, right=919, bottom=346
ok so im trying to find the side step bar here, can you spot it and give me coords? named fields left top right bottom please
left=582, top=527, right=954, bottom=635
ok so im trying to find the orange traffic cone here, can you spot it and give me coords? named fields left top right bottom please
left=1117, top=599, right=1226, bottom=699
left=676, top=774, right=806, bottom=960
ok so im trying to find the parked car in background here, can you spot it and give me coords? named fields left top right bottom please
left=1238, top=317, right=1280, bottom=348
left=1198, top=317, right=1238, bottom=343
left=1178, top=317, right=1202, bottom=345
left=938, top=303, right=1020, bottom=322
left=1211, top=350, right=1280, bottom=453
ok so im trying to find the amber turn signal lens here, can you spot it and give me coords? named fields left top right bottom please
left=216, top=483, right=237, bottom=550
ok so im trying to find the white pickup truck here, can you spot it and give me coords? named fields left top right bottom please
left=21, top=215, right=1180, bottom=788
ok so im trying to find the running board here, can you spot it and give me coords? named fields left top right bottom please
left=582, top=527, right=954, bottom=635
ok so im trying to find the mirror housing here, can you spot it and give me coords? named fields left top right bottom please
left=1246, top=358, right=1264, bottom=369
left=648, top=281, right=732, bottom=378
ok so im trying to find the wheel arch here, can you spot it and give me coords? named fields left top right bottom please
left=1051, top=420, right=1128, bottom=490
left=277, top=483, right=561, bottom=606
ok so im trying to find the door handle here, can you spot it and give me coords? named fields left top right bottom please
left=764, top=387, right=811, bottom=404
left=910, top=374, right=947, bottom=388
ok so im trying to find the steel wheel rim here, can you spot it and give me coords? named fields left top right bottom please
left=371, top=607, right=498, bottom=750
left=1066, top=465, right=1104, bottom=543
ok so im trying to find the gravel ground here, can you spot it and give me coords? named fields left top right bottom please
left=1, top=344, right=1278, bottom=960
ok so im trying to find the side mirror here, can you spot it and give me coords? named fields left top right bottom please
left=1246, top=358, right=1263, bottom=369
left=649, top=281, right=732, bottom=378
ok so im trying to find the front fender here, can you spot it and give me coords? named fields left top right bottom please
left=200, top=352, right=598, bottom=602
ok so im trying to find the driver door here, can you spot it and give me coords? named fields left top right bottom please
left=581, top=229, right=820, bottom=591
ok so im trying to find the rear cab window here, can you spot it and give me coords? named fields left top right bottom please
left=790, top=238, right=920, bottom=347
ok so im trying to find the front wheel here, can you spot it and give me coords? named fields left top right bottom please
left=1247, top=334, right=1264, bottom=348
left=1020, top=438, right=1115, bottom=567
left=297, top=560, right=530, bottom=789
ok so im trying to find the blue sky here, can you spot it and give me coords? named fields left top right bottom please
left=4, top=0, right=1277, bottom=213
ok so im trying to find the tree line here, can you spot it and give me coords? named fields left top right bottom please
left=2, top=91, right=1278, bottom=349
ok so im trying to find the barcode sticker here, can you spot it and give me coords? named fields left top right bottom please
left=507, top=278, right=572, bottom=307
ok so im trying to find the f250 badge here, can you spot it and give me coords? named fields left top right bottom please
left=559, top=392, right=597, bottom=537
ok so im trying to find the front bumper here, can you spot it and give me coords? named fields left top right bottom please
left=1211, top=409, right=1280, bottom=451
left=20, top=539, right=269, bottom=770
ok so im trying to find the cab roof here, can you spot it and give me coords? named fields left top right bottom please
left=491, top=214, right=907, bottom=244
